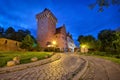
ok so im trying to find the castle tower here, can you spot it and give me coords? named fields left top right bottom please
left=36, top=8, right=57, bottom=47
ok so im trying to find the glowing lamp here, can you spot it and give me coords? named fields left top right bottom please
left=52, top=41, right=56, bottom=45
left=81, top=45, right=86, bottom=48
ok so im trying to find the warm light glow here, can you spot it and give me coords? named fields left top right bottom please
left=81, top=45, right=86, bottom=48
left=47, top=45, right=51, bottom=47
left=52, top=41, right=57, bottom=45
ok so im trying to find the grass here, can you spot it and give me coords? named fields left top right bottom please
left=96, top=56, right=120, bottom=64
left=78, top=52, right=120, bottom=64
left=0, top=51, right=53, bottom=67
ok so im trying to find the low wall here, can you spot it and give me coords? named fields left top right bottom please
left=0, top=38, right=21, bottom=51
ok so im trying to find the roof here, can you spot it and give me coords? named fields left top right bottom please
left=56, top=25, right=66, bottom=34
left=56, top=27, right=63, bottom=34
left=67, top=33, right=73, bottom=39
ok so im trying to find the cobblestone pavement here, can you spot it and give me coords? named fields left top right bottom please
left=0, top=53, right=85, bottom=80
left=80, top=56, right=120, bottom=80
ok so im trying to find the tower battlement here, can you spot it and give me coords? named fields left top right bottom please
left=36, top=8, right=57, bottom=23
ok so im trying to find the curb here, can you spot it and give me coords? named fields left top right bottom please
left=0, top=54, right=61, bottom=74
left=72, top=57, right=89, bottom=80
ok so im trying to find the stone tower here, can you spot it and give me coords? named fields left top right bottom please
left=36, top=8, right=57, bottom=47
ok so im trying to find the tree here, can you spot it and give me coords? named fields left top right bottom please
left=0, top=26, right=4, bottom=38
left=0, top=26, right=4, bottom=33
left=20, top=34, right=34, bottom=50
left=113, top=31, right=120, bottom=52
left=77, top=35, right=84, bottom=43
left=116, top=26, right=120, bottom=31
left=5, top=27, right=15, bottom=34
left=25, top=29, right=31, bottom=35
left=95, top=40, right=102, bottom=51
left=15, top=30, right=26, bottom=41
left=98, top=29, right=116, bottom=51
left=78, top=35, right=96, bottom=49
left=5, top=27, right=16, bottom=40
left=15, top=29, right=31, bottom=42
left=89, top=0, right=120, bottom=12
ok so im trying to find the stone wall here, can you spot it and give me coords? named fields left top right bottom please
left=36, top=8, right=57, bottom=47
left=36, top=8, right=75, bottom=51
left=55, top=25, right=68, bottom=51
left=0, top=38, right=21, bottom=51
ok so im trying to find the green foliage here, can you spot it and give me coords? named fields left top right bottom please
left=0, top=51, right=52, bottom=67
left=98, top=30, right=116, bottom=51
left=20, top=35, right=34, bottom=50
left=79, top=49, right=120, bottom=64
left=0, top=27, right=34, bottom=42
left=44, top=47, right=55, bottom=52
left=0, top=26, right=4, bottom=38
left=113, top=31, right=120, bottom=52
left=32, top=44, right=42, bottom=51
left=101, top=56, right=120, bottom=64
left=5, top=27, right=16, bottom=40
left=87, top=51, right=120, bottom=58
left=5, top=27, right=15, bottom=34
left=95, top=40, right=101, bottom=51
left=44, top=47, right=61, bottom=52
left=78, top=35, right=96, bottom=49
left=0, top=26, right=4, bottom=34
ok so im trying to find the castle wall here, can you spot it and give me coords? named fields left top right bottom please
left=36, top=9, right=57, bottom=47
left=0, top=38, right=21, bottom=51
left=47, top=15, right=56, bottom=41
left=36, top=9, right=75, bottom=51
left=37, top=16, right=49, bottom=47
left=55, top=26, right=68, bottom=51
left=55, top=34, right=67, bottom=51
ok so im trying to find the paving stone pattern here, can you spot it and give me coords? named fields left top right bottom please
left=80, top=56, right=120, bottom=80
left=0, top=54, right=85, bottom=80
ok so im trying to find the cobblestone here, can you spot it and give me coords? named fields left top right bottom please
left=0, top=53, right=85, bottom=80
left=80, top=56, right=120, bottom=80
left=0, top=53, right=61, bottom=74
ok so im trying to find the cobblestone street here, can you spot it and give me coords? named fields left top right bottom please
left=0, top=54, right=120, bottom=80
left=0, top=53, right=85, bottom=80
left=80, top=56, right=120, bottom=80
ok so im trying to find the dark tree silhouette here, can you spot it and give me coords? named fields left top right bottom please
left=98, top=29, right=116, bottom=51
left=89, top=0, right=120, bottom=12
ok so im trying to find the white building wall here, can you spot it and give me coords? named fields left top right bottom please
left=67, top=37, right=76, bottom=52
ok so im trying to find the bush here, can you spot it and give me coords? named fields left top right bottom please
left=55, top=48, right=60, bottom=52
left=88, top=51, right=107, bottom=56
left=114, top=55, right=120, bottom=59
left=44, top=47, right=54, bottom=52
left=44, top=47, right=61, bottom=52
left=20, top=35, right=34, bottom=50
left=32, top=44, right=42, bottom=51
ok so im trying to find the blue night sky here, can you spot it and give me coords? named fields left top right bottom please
left=0, top=0, right=120, bottom=45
